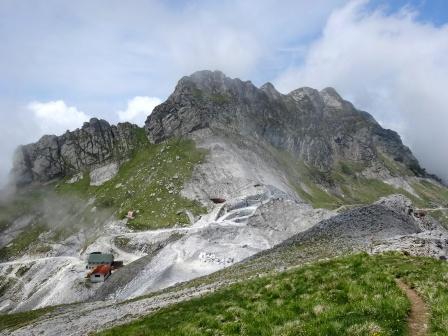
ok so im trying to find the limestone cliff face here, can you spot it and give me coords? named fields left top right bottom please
left=12, top=118, right=140, bottom=186
left=145, top=70, right=424, bottom=176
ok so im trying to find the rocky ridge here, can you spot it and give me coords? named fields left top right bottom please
left=12, top=118, right=141, bottom=186
left=145, top=70, right=425, bottom=177
left=11, top=70, right=436, bottom=197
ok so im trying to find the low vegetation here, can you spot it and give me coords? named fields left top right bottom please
left=431, top=210, right=448, bottom=228
left=0, top=306, right=55, bottom=332
left=378, top=153, right=414, bottom=177
left=0, top=189, right=111, bottom=260
left=0, top=134, right=206, bottom=260
left=0, top=188, right=46, bottom=232
left=0, top=188, right=52, bottom=261
left=0, top=251, right=443, bottom=335
left=407, top=179, right=448, bottom=227
left=1, top=250, right=447, bottom=335
left=275, top=151, right=410, bottom=209
left=57, top=137, right=207, bottom=230
left=381, top=253, right=448, bottom=336
left=99, top=253, right=448, bottom=336
left=0, top=224, right=48, bottom=261
left=0, top=276, right=17, bottom=298
left=270, top=144, right=448, bottom=213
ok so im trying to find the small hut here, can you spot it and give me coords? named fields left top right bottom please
left=86, top=252, right=114, bottom=270
left=90, top=264, right=112, bottom=283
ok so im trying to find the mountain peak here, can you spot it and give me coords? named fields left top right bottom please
left=12, top=70, right=430, bottom=186
left=320, top=87, right=344, bottom=108
left=167, top=70, right=259, bottom=105
left=260, top=82, right=282, bottom=100
left=145, top=70, right=426, bottom=178
left=288, top=87, right=323, bottom=107
left=188, top=69, right=226, bottom=80
left=320, top=86, right=342, bottom=98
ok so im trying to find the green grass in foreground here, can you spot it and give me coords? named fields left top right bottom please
left=99, top=253, right=415, bottom=336
left=57, top=138, right=207, bottom=230
left=2, top=253, right=447, bottom=335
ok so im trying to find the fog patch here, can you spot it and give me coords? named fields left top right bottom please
left=0, top=187, right=114, bottom=254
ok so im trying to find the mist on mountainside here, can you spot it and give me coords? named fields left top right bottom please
left=0, top=186, right=114, bottom=258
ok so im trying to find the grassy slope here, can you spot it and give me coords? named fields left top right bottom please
left=0, top=188, right=46, bottom=232
left=0, top=188, right=113, bottom=260
left=57, top=137, right=206, bottom=230
left=0, top=224, right=48, bottom=261
left=99, top=253, right=410, bottom=336
left=270, top=144, right=448, bottom=214
left=99, top=253, right=448, bottom=336
left=410, top=180, right=448, bottom=227
left=0, top=188, right=54, bottom=261
left=272, top=150, right=410, bottom=210
left=0, top=134, right=207, bottom=261
left=294, top=161, right=406, bottom=209
left=3, top=252, right=447, bottom=335
left=0, top=307, right=55, bottom=332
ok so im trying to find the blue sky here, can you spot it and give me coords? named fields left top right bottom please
left=371, top=0, right=448, bottom=25
left=0, top=0, right=447, bottom=184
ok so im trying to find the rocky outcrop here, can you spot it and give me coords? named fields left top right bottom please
left=145, top=70, right=425, bottom=176
left=12, top=118, right=141, bottom=186
left=11, top=70, right=430, bottom=188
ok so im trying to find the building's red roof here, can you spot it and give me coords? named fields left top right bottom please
left=91, top=264, right=111, bottom=275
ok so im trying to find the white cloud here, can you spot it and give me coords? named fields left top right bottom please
left=117, top=96, right=162, bottom=125
left=274, top=0, right=448, bottom=182
left=28, top=100, right=91, bottom=135
left=0, top=0, right=346, bottom=98
left=0, top=0, right=346, bottom=187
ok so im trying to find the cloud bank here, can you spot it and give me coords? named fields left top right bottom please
left=0, top=0, right=345, bottom=186
left=0, top=0, right=447, bottom=185
left=275, top=0, right=448, bottom=182
left=117, top=96, right=161, bottom=125
left=0, top=0, right=345, bottom=99
left=28, top=100, right=91, bottom=136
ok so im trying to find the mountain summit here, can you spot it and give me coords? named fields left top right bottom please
left=146, top=70, right=423, bottom=176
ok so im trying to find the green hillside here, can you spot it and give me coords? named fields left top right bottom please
left=99, top=253, right=448, bottom=336
left=57, top=136, right=207, bottom=230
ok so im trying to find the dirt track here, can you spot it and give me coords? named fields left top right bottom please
left=396, top=279, right=429, bottom=336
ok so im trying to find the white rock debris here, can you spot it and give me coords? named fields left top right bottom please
left=89, top=162, right=119, bottom=186
left=0, top=184, right=333, bottom=313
